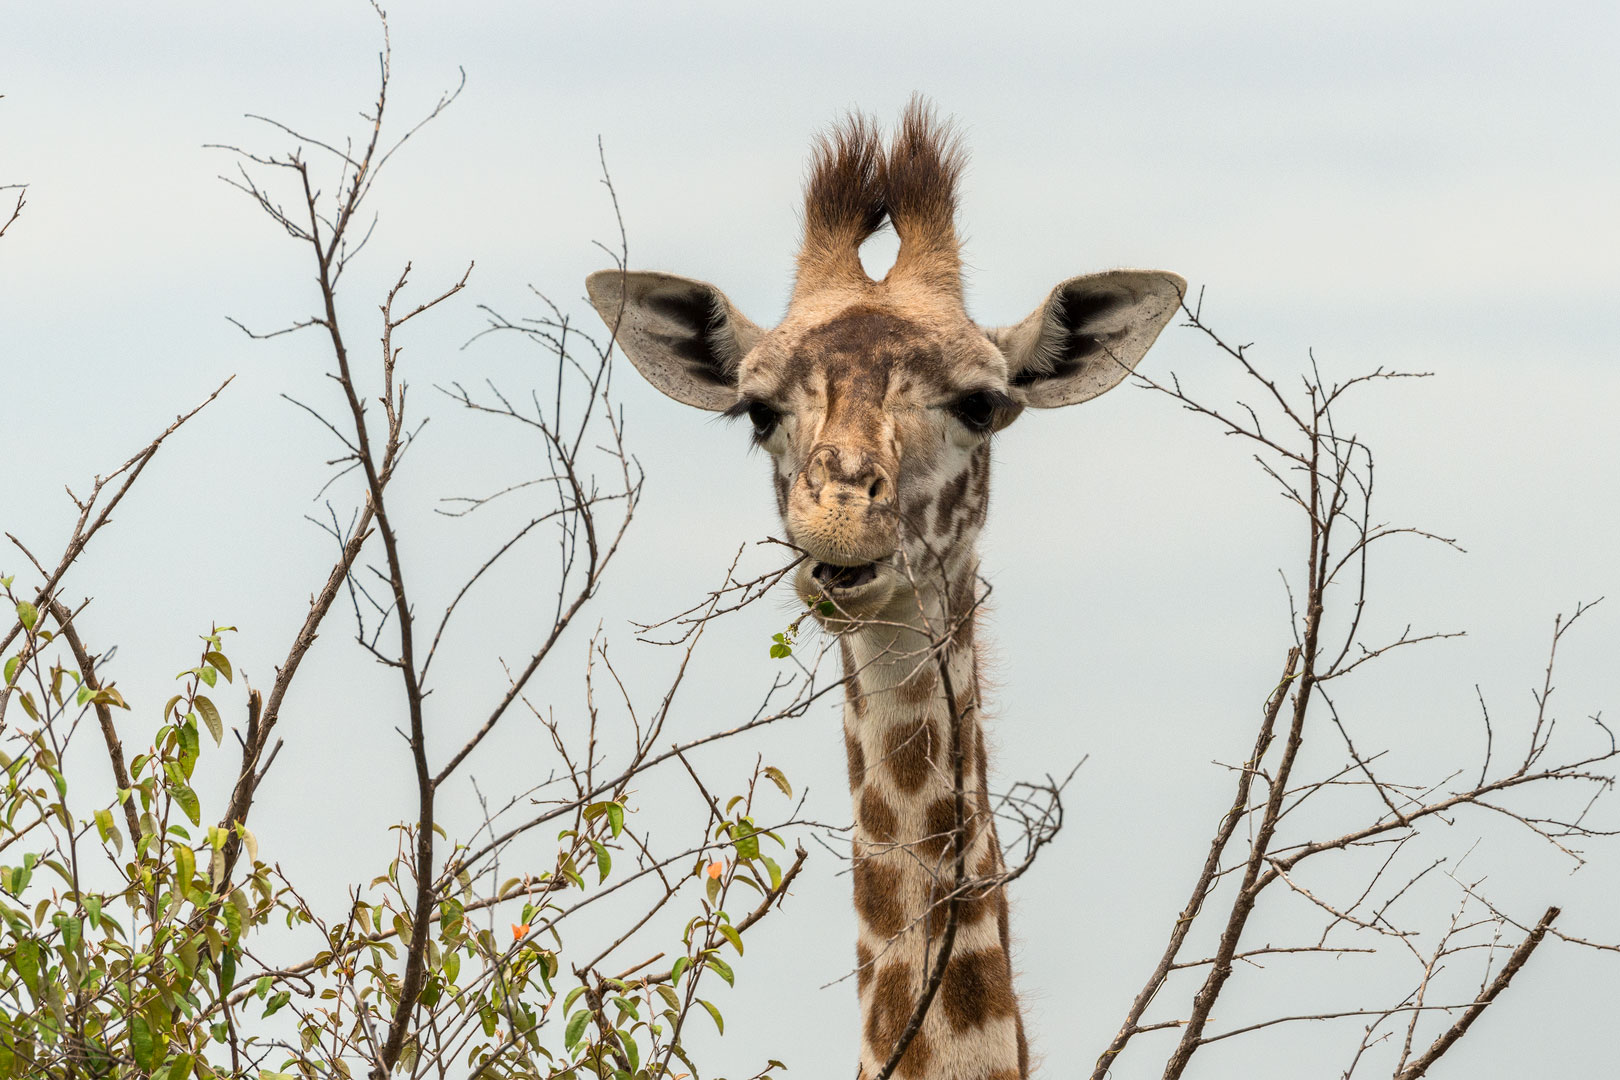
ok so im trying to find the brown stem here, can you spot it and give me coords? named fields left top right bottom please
left=1393, top=906, right=1560, bottom=1079
left=1092, top=647, right=1299, bottom=1080
left=0, top=378, right=231, bottom=723
left=214, top=509, right=371, bottom=892
left=1162, top=483, right=1328, bottom=1079
left=49, top=602, right=140, bottom=844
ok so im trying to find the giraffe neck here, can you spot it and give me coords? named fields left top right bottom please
left=842, top=611, right=1027, bottom=1080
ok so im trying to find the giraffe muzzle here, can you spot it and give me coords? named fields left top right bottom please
left=795, top=555, right=899, bottom=626
left=811, top=560, right=880, bottom=590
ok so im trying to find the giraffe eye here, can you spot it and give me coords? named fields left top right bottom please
left=747, top=400, right=780, bottom=439
left=950, top=391, right=996, bottom=433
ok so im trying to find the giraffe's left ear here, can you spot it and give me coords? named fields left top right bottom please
left=986, top=270, right=1185, bottom=408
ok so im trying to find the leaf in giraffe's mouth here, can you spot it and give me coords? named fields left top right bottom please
left=810, top=561, right=879, bottom=591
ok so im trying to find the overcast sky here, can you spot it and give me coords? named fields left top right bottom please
left=3, top=2, right=1618, bottom=1077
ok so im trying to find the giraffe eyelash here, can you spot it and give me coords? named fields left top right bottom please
left=725, top=397, right=781, bottom=443
left=947, top=389, right=1016, bottom=434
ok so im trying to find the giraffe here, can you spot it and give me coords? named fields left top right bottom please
left=587, top=102, right=1183, bottom=1079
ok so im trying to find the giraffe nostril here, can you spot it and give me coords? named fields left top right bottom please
left=866, top=472, right=897, bottom=505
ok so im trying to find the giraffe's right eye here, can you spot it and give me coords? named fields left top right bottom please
left=747, top=401, right=780, bottom=439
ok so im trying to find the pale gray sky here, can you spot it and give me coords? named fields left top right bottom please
left=3, top=2, right=1618, bottom=1077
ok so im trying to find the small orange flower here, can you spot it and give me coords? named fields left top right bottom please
left=511, top=922, right=530, bottom=941
left=705, top=860, right=724, bottom=880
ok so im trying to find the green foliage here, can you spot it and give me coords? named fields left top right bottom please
left=0, top=586, right=801, bottom=1078
left=0, top=608, right=279, bottom=1079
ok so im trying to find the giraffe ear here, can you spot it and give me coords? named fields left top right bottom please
left=585, top=270, right=764, bottom=412
left=986, top=270, right=1185, bottom=408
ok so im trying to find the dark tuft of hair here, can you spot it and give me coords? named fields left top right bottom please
left=804, top=112, right=887, bottom=246
left=881, top=95, right=965, bottom=246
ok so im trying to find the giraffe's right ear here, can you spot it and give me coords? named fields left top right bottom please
left=585, top=270, right=764, bottom=412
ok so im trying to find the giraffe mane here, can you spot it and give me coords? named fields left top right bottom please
left=797, top=111, right=887, bottom=293
left=880, top=96, right=966, bottom=294
left=796, top=98, right=966, bottom=299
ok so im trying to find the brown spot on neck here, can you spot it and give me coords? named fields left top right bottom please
left=940, top=947, right=1018, bottom=1032
left=852, top=858, right=904, bottom=937
left=866, top=961, right=934, bottom=1078
left=884, top=714, right=940, bottom=792
left=895, top=664, right=938, bottom=706
left=845, top=727, right=867, bottom=787
left=859, top=786, right=899, bottom=843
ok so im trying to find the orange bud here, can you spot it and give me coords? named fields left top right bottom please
left=511, top=922, right=530, bottom=941
left=706, top=860, right=724, bottom=879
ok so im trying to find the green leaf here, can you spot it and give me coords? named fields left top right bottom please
left=94, top=807, right=114, bottom=842
left=762, top=855, right=783, bottom=891
left=669, top=956, right=690, bottom=987
left=54, top=913, right=82, bottom=951
left=197, top=664, right=217, bottom=688
left=564, top=1008, right=591, bottom=1050
left=175, top=844, right=196, bottom=891
left=769, top=642, right=791, bottom=659
left=15, top=601, right=37, bottom=631
left=763, top=766, right=792, bottom=798
left=178, top=720, right=200, bottom=778
left=606, top=801, right=624, bottom=838
left=129, top=1015, right=156, bottom=1069
left=717, top=922, right=744, bottom=956
left=263, top=990, right=290, bottom=1017
left=3, top=655, right=18, bottom=685
left=13, top=937, right=39, bottom=996
left=239, top=823, right=259, bottom=864
left=732, top=820, right=760, bottom=861
left=195, top=696, right=223, bottom=744
left=697, top=997, right=724, bottom=1035
left=204, top=651, right=233, bottom=683
left=618, top=1028, right=640, bottom=1073
left=84, top=894, right=102, bottom=929
left=591, top=840, right=611, bottom=883
left=170, top=783, right=201, bottom=825
left=163, top=694, right=183, bottom=721
left=706, top=955, right=735, bottom=987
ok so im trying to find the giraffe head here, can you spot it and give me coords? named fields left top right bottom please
left=588, top=103, right=1183, bottom=629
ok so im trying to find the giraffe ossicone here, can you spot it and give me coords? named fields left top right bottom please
left=588, top=100, right=1182, bottom=1080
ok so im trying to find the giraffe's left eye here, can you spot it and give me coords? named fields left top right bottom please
left=748, top=401, right=780, bottom=439
left=950, top=391, right=996, bottom=433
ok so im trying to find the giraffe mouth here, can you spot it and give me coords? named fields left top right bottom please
left=810, top=560, right=880, bottom=591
